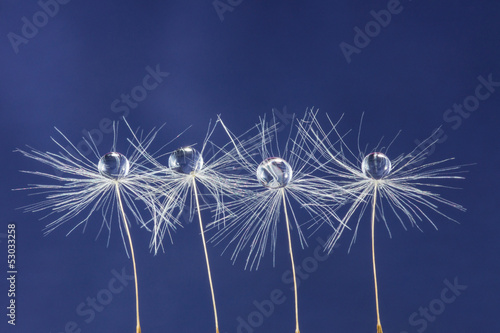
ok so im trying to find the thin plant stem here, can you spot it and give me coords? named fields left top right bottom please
left=192, top=177, right=219, bottom=333
left=371, top=183, right=383, bottom=333
left=115, top=183, right=142, bottom=333
left=282, top=188, right=300, bottom=333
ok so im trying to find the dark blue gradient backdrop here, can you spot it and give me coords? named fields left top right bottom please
left=1, top=1, right=499, bottom=332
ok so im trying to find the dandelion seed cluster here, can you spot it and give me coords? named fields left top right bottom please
left=16, top=109, right=467, bottom=333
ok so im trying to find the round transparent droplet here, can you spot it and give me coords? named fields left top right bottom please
left=98, top=152, right=130, bottom=179
left=256, top=157, right=293, bottom=188
left=361, top=152, right=391, bottom=179
left=169, top=147, right=204, bottom=174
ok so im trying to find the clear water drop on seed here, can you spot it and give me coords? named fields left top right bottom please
left=361, top=152, right=391, bottom=179
left=98, top=152, right=130, bottom=179
left=256, top=157, right=293, bottom=188
left=169, top=147, right=204, bottom=174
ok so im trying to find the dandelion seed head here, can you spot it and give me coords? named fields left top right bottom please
left=256, top=157, right=293, bottom=189
left=98, top=152, right=130, bottom=179
left=168, top=147, right=204, bottom=174
left=210, top=112, right=346, bottom=270
left=361, top=152, right=391, bottom=180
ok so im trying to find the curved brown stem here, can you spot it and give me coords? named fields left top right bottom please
left=193, top=177, right=219, bottom=333
left=282, top=189, right=300, bottom=333
left=116, top=183, right=142, bottom=333
left=371, top=183, right=383, bottom=333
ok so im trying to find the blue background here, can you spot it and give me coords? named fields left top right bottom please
left=1, top=1, right=499, bottom=332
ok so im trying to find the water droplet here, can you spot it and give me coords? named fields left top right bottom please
left=256, top=157, right=293, bottom=188
left=169, top=147, right=204, bottom=174
left=98, top=152, right=130, bottom=179
left=361, top=152, right=391, bottom=179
